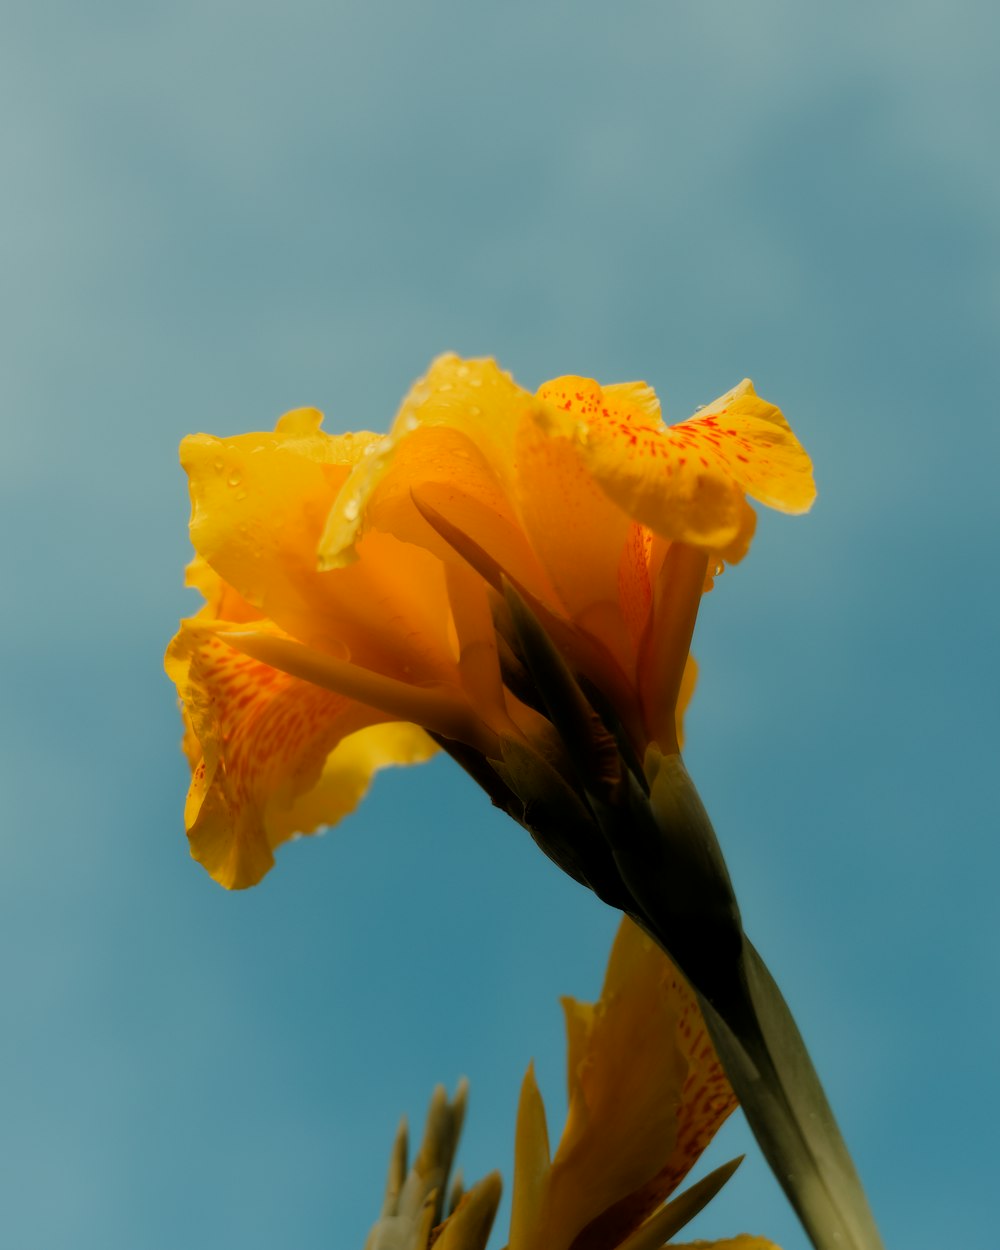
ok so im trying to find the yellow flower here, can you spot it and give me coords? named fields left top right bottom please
left=370, top=919, right=780, bottom=1250
left=166, top=356, right=814, bottom=887
left=505, top=917, right=767, bottom=1250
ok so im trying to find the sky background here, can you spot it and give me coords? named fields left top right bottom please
left=2, top=2, right=998, bottom=1247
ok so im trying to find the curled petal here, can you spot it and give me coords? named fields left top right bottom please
left=679, top=380, right=817, bottom=514
left=534, top=377, right=813, bottom=564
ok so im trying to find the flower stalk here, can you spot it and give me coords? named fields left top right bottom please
left=470, top=585, right=884, bottom=1250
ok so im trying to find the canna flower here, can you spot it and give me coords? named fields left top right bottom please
left=166, top=355, right=813, bottom=889
left=365, top=919, right=779, bottom=1250
left=505, top=917, right=754, bottom=1250
left=167, top=355, right=884, bottom=1250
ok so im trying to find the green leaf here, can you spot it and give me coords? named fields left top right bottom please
left=617, top=1156, right=744, bottom=1250
left=501, top=579, right=622, bottom=799
left=496, top=736, right=632, bottom=910
left=618, top=755, right=886, bottom=1250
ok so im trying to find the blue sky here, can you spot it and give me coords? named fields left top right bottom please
left=2, top=2, right=998, bottom=1247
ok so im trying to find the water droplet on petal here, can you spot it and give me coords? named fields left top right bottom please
left=213, top=458, right=225, bottom=473
left=343, top=498, right=360, bottom=521
left=228, top=472, right=242, bottom=487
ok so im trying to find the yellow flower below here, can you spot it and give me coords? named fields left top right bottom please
left=372, top=919, right=782, bottom=1250
left=507, top=917, right=745, bottom=1250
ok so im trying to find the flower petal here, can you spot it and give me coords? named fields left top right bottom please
left=165, top=618, right=434, bottom=889
left=267, top=721, right=438, bottom=849
left=532, top=920, right=689, bottom=1249
left=320, top=354, right=558, bottom=608
left=516, top=391, right=633, bottom=670
left=182, top=414, right=462, bottom=684
left=596, top=961, right=737, bottom=1240
left=678, top=380, right=816, bottom=514
left=533, top=377, right=813, bottom=563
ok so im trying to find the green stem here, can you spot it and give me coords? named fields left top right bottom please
left=606, top=755, right=884, bottom=1250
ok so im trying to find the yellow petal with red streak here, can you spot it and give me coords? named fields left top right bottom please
left=678, top=380, right=816, bottom=514
left=165, top=618, right=434, bottom=889
left=533, top=377, right=813, bottom=564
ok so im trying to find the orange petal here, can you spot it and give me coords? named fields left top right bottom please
left=320, top=355, right=559, bottom=609
left=511, top=919, right=736, bottom=1250
left=518, top=385, right=634, bottom=670
left=532, top=920, right=688, bottom=1248
left=637, top=544, right=710, bottom=753
left=601, top=961, right=737, bottom=1235
left=165, top=619, right=434, bottom=889
left=617, top=523, right=654, bottom=660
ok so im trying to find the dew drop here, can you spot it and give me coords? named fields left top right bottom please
left=469, top=377, right=482, bottom=388
left=469, top=405, right=481, bottom=417
left=213, top=458, right=225, bottom=474
left=228, top=472, right=242, bottom=487
left=343, top=498, right=360, bottom=521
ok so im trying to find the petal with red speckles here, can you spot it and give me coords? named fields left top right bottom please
left=165, top=617, right=434, bottom=890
